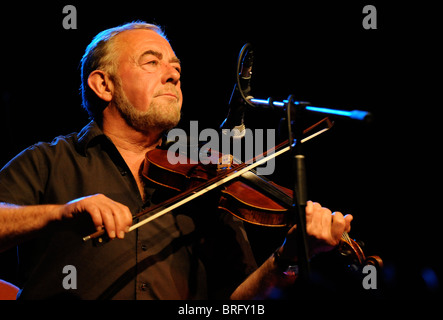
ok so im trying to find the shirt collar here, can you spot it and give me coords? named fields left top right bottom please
left=76, top=121, right=109, bottom=155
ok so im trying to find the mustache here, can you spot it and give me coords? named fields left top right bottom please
left=154, top=85, right=180, bottom=98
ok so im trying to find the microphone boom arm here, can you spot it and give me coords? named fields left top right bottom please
left=250, top=98, right=372, bottom=122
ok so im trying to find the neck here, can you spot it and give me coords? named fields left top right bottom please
left=101, top=109, right=163, bottom=200
left=101, top=109, right=163, bottom=155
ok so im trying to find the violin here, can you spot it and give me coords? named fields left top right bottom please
left=83, top=117, right=382, bottom=270
left=143, top=148, right=382, bottom=269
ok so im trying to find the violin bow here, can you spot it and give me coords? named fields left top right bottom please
left=83, top=117, right=333, bottom=242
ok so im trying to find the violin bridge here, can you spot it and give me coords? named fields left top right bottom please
left=217, top=154, right=233, bottom=171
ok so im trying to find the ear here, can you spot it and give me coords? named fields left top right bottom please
left=87, top=70, right=114, bottom=103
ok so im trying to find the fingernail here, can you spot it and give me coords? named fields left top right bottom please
left=118, top=231, right=125, bottom=239
left=109, top=231, right=116, bottom=238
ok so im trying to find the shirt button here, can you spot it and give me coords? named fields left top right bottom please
left=141, top=244, right=148, bottom=251
left=120, top=171, right=128, bottom=176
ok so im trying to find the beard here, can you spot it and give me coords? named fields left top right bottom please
left=113, top=78, right=181, bottom=133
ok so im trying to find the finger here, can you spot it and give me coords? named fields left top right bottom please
left=312, top=202, right=322, bottom=210
left=331, top=211, right=346, bottom=245
left=100, top=207, right=117, bottom=239
left=306, top=201, right=322, bottom=215
left=306, top=200, right=313, bottom=212
left=305, top=201, right=314, bottom=225
left=307, top=203, right=330, bottom=237
left=112, top=203, right=132, bottom=239
left=119, top=203, right=133, bottom=231
left=88, top=206, right=105, bottom=231
left=306, top=202, right=322, bottom=235
left=99, top=199, right=130, bottom=239
left=320, top=207, right=333, bottom=241
left=344, top=214, right=353, bottom=233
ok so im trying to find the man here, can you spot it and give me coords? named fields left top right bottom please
left=0, top=22, right=352, bottom=299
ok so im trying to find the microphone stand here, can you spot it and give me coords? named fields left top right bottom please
left=286, top=95, right=311, bottom=283
left=248, top=94, right=371, bottom=291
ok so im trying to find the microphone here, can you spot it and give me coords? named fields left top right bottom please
left=220, top=44, right=254, bottom=138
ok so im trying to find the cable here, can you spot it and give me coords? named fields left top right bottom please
left=235, top=43, right=256, bottom=109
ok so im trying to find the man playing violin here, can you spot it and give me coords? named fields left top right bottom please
left=0, top=22, right=352, bottom=299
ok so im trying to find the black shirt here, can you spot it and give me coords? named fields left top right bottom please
left=0, top=121, right=257, bottom=299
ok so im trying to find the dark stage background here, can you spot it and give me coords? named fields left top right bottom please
left=0, top=1, right=441, bottom=299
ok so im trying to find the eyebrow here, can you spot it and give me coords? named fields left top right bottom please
left=140, top=50, right=181, bottom=65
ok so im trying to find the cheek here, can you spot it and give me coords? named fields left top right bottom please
left=178, top=88, right=183, bottom=109
left=121, top=78, right=156, bottom=111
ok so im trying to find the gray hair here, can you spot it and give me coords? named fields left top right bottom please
left=80, top=21, right=166, bottom=120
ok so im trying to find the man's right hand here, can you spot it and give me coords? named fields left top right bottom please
left=60, top=194, right=132, bottom=239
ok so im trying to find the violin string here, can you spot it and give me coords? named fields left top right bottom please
left=229, top=125, right=332, bottom=201
left=341, top=231, right=350, bottom=243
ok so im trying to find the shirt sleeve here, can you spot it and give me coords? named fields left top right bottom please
left=0, top=144, right=48, bottom=206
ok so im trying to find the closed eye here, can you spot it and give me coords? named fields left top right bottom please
left=174, top=65, right=182, bottom=74
left=145, top=60, right=159, bottom=66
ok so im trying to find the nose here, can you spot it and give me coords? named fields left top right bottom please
left=161, top=63, right=181, bottom=85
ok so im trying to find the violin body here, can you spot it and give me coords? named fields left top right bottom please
left=142, top=148, right=293, bottom=227
left=219, top=180, right=290, bottom=227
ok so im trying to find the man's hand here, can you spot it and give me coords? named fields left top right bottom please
left=281, top=200, right=353, bottom=259
left=231, top=200, right=354, bottom=299
left=60, top=194, right=133, bottom=239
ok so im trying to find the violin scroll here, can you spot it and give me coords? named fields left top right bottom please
left=364, top=255, right=384, bottom=269
left=339, top=232, right=383, bottom=269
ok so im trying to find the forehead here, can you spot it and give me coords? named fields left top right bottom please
left=114, top=29, right=176, bottom=61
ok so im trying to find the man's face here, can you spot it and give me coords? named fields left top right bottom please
left=112, top=29, right=182, bottom=132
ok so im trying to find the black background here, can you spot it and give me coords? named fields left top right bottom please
left=0, top=1, right=441, bottom=299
